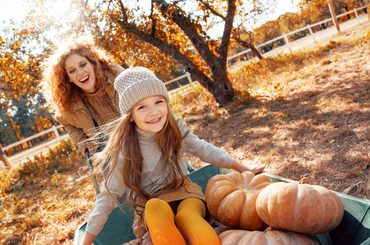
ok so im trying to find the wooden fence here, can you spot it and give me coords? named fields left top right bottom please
left=227, top=4, right=369, bottom=63
left=3, top=125, right=65, bottom=152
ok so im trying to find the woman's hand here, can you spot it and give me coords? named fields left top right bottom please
left=231, top=160, right=265, bottom=174
left=78, top=137, right=90, bottom=156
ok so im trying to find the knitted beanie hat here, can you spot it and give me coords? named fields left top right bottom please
left=114, top=67, right=170, bottom=115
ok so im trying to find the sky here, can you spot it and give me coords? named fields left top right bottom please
left=0, top=0, right=30, bottom=23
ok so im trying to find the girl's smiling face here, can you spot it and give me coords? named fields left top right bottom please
left=130, top=95, right=168, bottom=133
left=65, top=54, right=96, bottom=93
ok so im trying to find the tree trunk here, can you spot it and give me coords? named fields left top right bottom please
left=207, top=58, right=235, bottom=105
left=118, top=6, right=236, bottom=106
left=211, top=67, right=235, bottom=105
left=185, top=61, right=234, bottom=106
left=0, top=145, right=11, bottom=169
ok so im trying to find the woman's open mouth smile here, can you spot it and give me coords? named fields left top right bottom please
left=80, top=75, right=89, bottom=84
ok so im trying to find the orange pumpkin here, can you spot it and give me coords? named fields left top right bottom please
left=205, top=171, right=271, bottom=230
left=219, top=229, right=320, bottom=245
left=256, top=178, right=344, bottom=234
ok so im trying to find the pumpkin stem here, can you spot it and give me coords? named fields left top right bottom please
left=264, top=226, right=275, bottom=233
left=298, top=177, right=308, bottom=184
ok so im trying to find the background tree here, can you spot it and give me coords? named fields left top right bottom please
left=0, top=29, right=55, bottom=152
left=22, top=0, right=277, bottom=106
left=298, top=0, right=354, bottom=31
left=0, top=104, right=18, bottom=152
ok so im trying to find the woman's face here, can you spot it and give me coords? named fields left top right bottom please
left=64, top=54, right=96, bottom=93
left=130, top=96, right=168, bottom=133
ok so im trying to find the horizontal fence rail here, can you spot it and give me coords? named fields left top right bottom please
left=3, top=5, right=369, bottom=158
left=228, top=5, right=369, bottom=63
left=3, top=125, right=64, bottom=151
left=3, top=125, right=69, bottom=166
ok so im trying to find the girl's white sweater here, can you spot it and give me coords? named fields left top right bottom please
left=86, top=117, right=234, bottom=236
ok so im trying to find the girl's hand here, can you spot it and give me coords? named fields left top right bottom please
left=132, top=215, right=147, bottom=238
left=124, top=237, right=153, bottom=245
left=80, top=231, right=96, bottom=245
left=231, top=160, right=265, bottom=174
left=78, top=138, right=90, bottom=156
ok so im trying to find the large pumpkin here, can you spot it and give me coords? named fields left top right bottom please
left=205, top=171, right=271, bottom=230
left=219, top=229, right=320, bottom=245
left=256, top=178, right=344, bottom=234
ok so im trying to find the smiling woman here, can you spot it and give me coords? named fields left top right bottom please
left=65, top=54, right=97, bottom=93
left=39, top=38, right=125, bottom=156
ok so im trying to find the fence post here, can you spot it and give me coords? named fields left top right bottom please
left=0, top=144, right=11, bottom=169
left=307, top=24, right=316, bottom=43
left=186, top=72, right=193, bottom=84
left=354, top=8, right=360, bottom=25
left=328, top=0, right=341, bottom=32
left=283, top=33, right=292, bottom=52
left=52, top=125, right=61, bottom=141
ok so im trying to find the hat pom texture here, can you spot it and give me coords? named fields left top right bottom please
left=114, top=67, right=170, bottom=115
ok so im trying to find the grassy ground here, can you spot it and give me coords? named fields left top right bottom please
left=1, top=21, right=370, bottom=245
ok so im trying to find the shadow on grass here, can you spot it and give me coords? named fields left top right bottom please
left=187, top=75, right=370, bottom=198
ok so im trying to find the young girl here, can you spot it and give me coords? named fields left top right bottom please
left=80, top=67, right=265, bottom=245
left=39, top=38, right=125, bottom=156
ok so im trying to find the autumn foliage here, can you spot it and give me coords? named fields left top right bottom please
left=1, top=0, right=370, bottom=243
left=1, top=22, right=370, bottom=244
left=2, top=0, right=367, bottom=155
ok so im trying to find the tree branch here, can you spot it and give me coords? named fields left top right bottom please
left=219, top=0, right=236, bottom=65
left=150, top=0, right=157, bottom=37
left=117, top=19, right=213, bottom=87
left=118, top=0, right=128, bottom=22
left=233, top=35, right=263, bottom=60
left=198, top=0, right=225, bottom=20
left=107, top=0, right=113, bottom=12
left=155, top=0, right=219, bottom=67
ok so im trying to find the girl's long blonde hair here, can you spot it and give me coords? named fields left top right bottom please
left=93, top=100, right=186, bottom=217
left=39, top=38, right=117, bottom=113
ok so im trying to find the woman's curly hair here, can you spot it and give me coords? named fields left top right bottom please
left=40, top=38, right=117, bottom=113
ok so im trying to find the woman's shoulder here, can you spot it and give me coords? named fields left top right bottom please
left=104, top=65, right=125, bottom=84
left=55, top=98, right=89, bottom=118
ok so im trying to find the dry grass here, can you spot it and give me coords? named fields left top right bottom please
left=0, top=140, right=96, bottom=244
left=1, top=21, right=370, bottom=244
left=180, top=23, right=370, bottom=201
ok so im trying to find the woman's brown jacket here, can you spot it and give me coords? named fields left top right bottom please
left=56, top=65, right=125, bottom=153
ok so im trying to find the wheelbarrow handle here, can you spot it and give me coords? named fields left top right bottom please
left=85, top=149, right=100, bottom=195
left=85, top=148, right=90, bottom=158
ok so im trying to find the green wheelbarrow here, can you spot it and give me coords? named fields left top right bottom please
left=74, top=164, right=370, bottom=245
